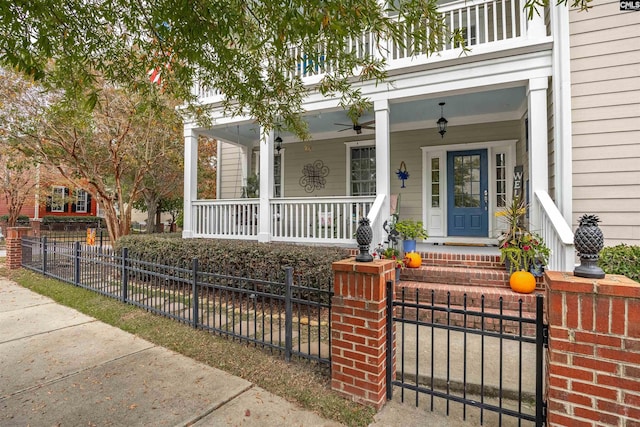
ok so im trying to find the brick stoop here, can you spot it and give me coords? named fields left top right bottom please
left=394, top=250, right=543, bottom=335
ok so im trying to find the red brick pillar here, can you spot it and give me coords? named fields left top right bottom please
left=331, top=258, right=395, bottom=410
left=546, top=271, right=640, bottom=426
left=6, top=227, right=32, bottom=269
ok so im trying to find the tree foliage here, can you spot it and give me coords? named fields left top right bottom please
left=1, top=69, right=183, bottom=242
left=0, top=0, right=453, bottom=137
left=198, top=136, right=217, bottom=199
left=0, top=1, right=590, bottom=138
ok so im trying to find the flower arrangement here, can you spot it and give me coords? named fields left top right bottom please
left=496, top=197, right=550, bottom=275
left=374, top=243, right=405, bottom=268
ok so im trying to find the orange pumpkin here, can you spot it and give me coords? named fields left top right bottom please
left=509, top=270, right=536, bottom=294
left=404, top=252, right=422, bottom=268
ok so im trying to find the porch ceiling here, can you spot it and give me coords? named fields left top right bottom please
left=205, top=85, right=526, bottom=146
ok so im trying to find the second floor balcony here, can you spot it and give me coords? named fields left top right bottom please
left=193, top=0, right=550, bottom=104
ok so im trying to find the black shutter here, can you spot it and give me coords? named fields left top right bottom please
left=71, top=190, right=77, bottom=212
left=86, top=193, right=92, bottom=214
left=65, top=188, right=71, bottom=212
left=46, top=196, right=52, bottom=212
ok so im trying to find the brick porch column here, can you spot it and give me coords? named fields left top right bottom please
left=6, top=227, right=32, bottom=270
left=331, top=258, right=395, bottom=410
left=546, top=271, right=640, bottom=426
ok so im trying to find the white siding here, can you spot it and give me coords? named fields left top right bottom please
left=570, top=0, right=640, bottom=245
left=218, top=142, right=244, bottom=199
left=280, top=121, right=521, bottom=223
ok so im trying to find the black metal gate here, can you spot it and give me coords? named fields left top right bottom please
left=386, top=281, right=548, bottom=426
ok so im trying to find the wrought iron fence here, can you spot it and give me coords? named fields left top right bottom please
left=38, top=227, right=111, bottom=248
left=20, top=236, right=332, bottom=367
left=387, top=281, right=547, bottom=426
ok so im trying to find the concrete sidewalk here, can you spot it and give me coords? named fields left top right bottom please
left=0, top=278, right=342, bottom=427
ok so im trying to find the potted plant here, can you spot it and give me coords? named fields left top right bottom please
left=374, top=244, right=404, bottom=281
left=394, top=219, right=428, bottom=253
left=496, top=197, right=550, bottom=292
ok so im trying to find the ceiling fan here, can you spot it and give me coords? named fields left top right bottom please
left=334, top=119, right=375, bottom=135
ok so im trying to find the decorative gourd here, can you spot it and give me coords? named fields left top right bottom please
left=509, top=270, right=536, bottom=294
left=404, top=252, right=422, bottom=268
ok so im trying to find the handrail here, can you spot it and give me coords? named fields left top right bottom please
left=367, top=194, right=387, bottom=254
left=535, top=190, right=574, bottom=272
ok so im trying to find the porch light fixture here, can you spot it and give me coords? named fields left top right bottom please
left=275, top=136, right=283, bottom=153
left=274, top=122, right=283, bottom=153
left=437, top=102, right=448, bottom=138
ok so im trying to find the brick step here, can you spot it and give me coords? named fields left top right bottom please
left=416, top=251, right=504, bottom=269
left=395, top=281, right=541, bottom=313
left=394, top=281, right=543, bottom=336
left=400, top=265, right=511, bottom=288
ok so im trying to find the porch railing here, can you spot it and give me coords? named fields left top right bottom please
left=192, top=199, right=260, bottom=239
left=535, top=190, right=575, bottom=272
left=270, top=196, right=376, bottom=244
left=193, top=0, right=535, bottom=103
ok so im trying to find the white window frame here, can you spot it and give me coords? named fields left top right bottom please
left=75, top=189, right=88, bottom=213
left=253, top=148, right=285, bottom=198
left=51, top=186, right=66, bottom=212
left=273, top=149, right=285, bottom=198
left=345, top=140, right=376, bottom=196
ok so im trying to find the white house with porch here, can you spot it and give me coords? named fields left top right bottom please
left=181, top=0, right=640, bottom=272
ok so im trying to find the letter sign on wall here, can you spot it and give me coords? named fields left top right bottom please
left=513, top=165, right=524, bottom=200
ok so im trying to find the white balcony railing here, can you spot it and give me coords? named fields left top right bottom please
left=270, top=196, right=376, bottom=244
left=192, top=199, right=260, bottom=239
left=193, top=0, right=532, bottom=103
left=535, top=190, right=575, bottom=272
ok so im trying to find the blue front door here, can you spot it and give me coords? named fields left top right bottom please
left=447, top=149, right=488, bottom=237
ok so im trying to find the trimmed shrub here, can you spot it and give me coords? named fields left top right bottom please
left=114, top=235, right=351, bottom=286
left=41, top=215, right=105, bottom=225
left=598, top=244, right=640, bottom=283
left=0, top=215, right=30, bottom=225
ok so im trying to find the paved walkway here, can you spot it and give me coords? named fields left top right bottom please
left=0, top=278, right=342, bottom=427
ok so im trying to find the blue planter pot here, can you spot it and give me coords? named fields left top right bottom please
left=403, top=239, right=416, bottom=253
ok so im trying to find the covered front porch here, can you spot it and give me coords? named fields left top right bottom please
left=183, top=80, right=574, bottom=271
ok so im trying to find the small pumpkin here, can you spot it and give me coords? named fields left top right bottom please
left=509, top=270, right=536, bottom=294
left=404, top=252, right=422, bottom=268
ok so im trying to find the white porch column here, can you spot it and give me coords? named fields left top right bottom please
left=375, top=98, right=391, bottom=223
left=182, top=126, right=199, bottom=238
left=527, top=77, right=549, bottom=232
left=551, top=5, right=573, bottom=224
left=258, top=127, right=274, bottom=243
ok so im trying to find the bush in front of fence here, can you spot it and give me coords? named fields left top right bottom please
left=599, top=244, right=640, bottom=283
left=41, top=215, right=105, bottom=226
left=115, top=235, right=351, bottom=288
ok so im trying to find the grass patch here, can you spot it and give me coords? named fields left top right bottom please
left=0, top=265, right=375, bottom=427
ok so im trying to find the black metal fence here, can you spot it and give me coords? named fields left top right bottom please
left=21, top=236, right=332, bottom=367
left=386, top=281, right=547, bottom=426
left=38, top=227, right=110, bottom=248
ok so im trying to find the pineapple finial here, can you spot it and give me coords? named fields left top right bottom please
left=578, top=214, right=600, bottom=226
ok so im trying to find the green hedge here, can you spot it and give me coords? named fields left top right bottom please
left=0, top=215, right=30, bottom=224
left=114, top=235, right=352, bottom=286
left=42, top=215, right=104, bottom=225
left=598, top=244, right=640, bottom=283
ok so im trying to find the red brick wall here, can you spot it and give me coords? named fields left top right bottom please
left=331, top=258, right=395, bottom=410
left=546, top=271, right=640, bottom=426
